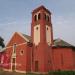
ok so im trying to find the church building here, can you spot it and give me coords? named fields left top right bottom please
left=0, top=5, right=75, bottom=74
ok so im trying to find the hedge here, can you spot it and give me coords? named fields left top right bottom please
left=48, top=71, right=75, bottom=75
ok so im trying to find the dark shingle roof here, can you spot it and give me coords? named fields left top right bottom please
left=22, top=34, right=32, bottom=42
left=53, top=38, right=74, bottom=47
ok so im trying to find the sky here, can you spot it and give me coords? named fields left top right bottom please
left=0, top=0, right=75, bottom=46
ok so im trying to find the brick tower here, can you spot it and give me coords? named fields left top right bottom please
left=31, top=6, right=53, bottom=73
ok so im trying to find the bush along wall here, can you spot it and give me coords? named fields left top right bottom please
left=48, top=71, right=75, bottom=75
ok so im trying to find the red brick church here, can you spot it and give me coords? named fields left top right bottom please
left=0, top=5, right=75, bottom=74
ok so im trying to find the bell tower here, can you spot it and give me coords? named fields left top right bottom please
left=31, top=5, right=53, bottom=45
left=31, top=6, right=53, bottom=73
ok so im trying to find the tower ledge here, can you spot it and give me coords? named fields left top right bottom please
left=32, top=5, right=51, bottom=15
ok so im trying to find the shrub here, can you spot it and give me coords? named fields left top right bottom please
left=48, top=70, right=75, bottom=75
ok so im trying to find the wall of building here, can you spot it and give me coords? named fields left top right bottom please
left=6, top=32, right=26, bottom=47
left=3, top=32, right=32, bottom=73
left=52, top=47, right=74, bottom=71
left=16, top=44, right=32, bottom=72
left=72, top=49, right=75, bottom=70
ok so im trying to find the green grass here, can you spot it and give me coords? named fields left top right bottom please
left=0, top=70, right=46, bottom=75
left=1, top=70, right=75, bottom=75
left=48, top=70, right=75, bottom=75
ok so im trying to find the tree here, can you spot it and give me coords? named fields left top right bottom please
left=0, top=37, right=5, bottom=48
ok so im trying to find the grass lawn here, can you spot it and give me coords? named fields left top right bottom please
left=0, top=70, right=75, bottom=75
left=0, top=70, right=47, bottom=75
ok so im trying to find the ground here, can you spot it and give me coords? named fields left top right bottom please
left=0, top=70, right=75, bottom=75
left=0, top=70, right=47, bottom=75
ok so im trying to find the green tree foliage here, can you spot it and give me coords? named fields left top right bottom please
left=48, top=70, right=75, bottom=75
left=0, top=37, right=5, bottom=48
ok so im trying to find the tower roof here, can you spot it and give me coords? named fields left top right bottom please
left=32, top=5, right=51, bottom=15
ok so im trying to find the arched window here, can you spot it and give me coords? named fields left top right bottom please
left=38, top=13, right=41, bottom=20
left=44, top=14, right=49, bottom=22
left=47, top=27, right=48, bottom=30
left=34, top=15, right=37, bottom=21
left=44, top=14, right=46, bottom=20
left=47, top=15, right=49, bottom=22
left=36, top=27, right=38, bottom=30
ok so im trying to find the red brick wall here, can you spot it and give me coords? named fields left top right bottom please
left=3, top=32, right=32, bottom=72
left=72, top=50, right=75, bottom=69
left=6, top=32, right=26, bottom=47
left=4, top=47, right=13, bottom=69
left=16, top=44, right=31, bottom=72
left=31, top=6, right=53, bottom=73
left=52, top=47, right=74, bottom=71
left=32, top=43, right=52, bottom=72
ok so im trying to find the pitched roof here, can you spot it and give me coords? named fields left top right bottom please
left=0, top=32, right=32, bottom=53
left=15, top=32, right=32, bottom=42
left=22, top=33, right=32, bottom=42
left=53, top=38, right=74, bottom=47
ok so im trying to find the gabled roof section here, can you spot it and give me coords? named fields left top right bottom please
left=0, top=32, right=32, bottom=52
left=53, top=38, right=74, bottom=47
left=16, top=32, right=32, bottom=42
left=22, top=33, right=32, bottom=42
left=5, top=32, right=32, bottom=47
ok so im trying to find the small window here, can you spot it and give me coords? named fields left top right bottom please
left=44, top=14, right=46, bottom=20
left=38, top=13, right=41, bottom=20
left=47, top=27, right=48, bottom=30
left=20, top=50, right=24, bottom=55
left=47, top=15, right=49, bottom=22
left=44, top=14, right=49, bottom=22
left=34, top=15, right=37, bottom=21
left=36, top=27, right=38, bottom=30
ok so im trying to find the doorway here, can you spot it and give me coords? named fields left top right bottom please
left=35, top=61, right=39, bottom=72
left=12, top=58, right=16, bottom=71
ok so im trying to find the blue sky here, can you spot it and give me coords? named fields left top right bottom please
left=0, top=0, right=75, bottom=45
